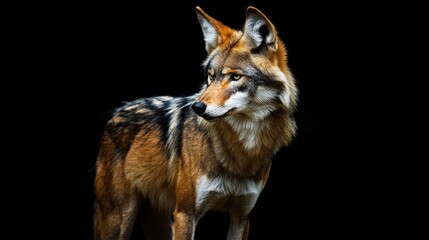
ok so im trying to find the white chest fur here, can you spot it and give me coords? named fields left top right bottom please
left=195, top=175, right=262, bottom=212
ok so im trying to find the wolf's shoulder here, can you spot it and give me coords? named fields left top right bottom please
left=115, top=96, right=175, bottom=114
left=107, top=95, right=195, bottom=127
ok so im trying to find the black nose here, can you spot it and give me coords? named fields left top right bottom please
left=191, top=101, right=207, bottom=116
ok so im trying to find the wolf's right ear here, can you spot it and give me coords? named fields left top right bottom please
left=244, top=6, right=278, bottom=52
left=196, top=6, right=233, bottom=54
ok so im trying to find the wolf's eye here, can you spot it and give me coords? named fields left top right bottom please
left=230, top=74, right=242, bottom=81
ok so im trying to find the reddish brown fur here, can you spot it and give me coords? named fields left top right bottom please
left=198, top=79, right=233, bottom=107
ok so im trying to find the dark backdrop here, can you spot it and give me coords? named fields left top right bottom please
left=50, top=0, right=410, bottom=239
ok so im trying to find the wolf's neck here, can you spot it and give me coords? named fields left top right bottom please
left=207, top=109, right=294, bottom=176
left=224, top=116, right=268, bottom=151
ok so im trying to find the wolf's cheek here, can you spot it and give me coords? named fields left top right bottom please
left=223, top=92, right=250, bottom=111
left=254, top=86, right=278, bottom=103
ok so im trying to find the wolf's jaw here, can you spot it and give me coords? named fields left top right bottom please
left=199, top=107, right=236, bottom=121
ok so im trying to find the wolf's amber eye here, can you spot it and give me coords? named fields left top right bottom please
left=230, top=74, right=242, bottom=81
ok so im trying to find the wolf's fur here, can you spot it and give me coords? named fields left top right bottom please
left=94, top=6, right=298, bottom=240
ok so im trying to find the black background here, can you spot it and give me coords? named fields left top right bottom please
left=26, top=0, right=418, bottom=239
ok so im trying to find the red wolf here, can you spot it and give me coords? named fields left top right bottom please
left=94, top=6, right=298, bottom=240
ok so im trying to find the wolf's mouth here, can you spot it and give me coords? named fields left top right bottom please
left=201, top=115, right=221, bottom=121
left=201, top=108, right=236, bottom=121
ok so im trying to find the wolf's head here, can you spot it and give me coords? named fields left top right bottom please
left=192, top=6, right=298, bottom=121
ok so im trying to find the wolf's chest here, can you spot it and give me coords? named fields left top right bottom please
left=195, top=175, right=262, bottom=215
left=197, top=175, right=261, bottom=195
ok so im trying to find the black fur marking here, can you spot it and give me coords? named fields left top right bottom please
left=250, top=70, right=269, bottom=84
left=106, top=100, right=155, bottom=160
left=259, top=24, right=269, bottom=43
left=238, top=63, right=286, bottom=101
left=176, top=99, right=192, bottom=159
left=144, top=99, right=173, bottom=157
left=250, top=44, right=269, bottom=54
left=248, top=62, right=284, bottom=87
left=236, top=82, right=253, bottom=95
left=104, top=98, right=170, bottom=161
left=104, top=118, right=142, bottom=160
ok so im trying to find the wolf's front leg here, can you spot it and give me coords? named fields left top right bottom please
left=227, top=213, right=250, bottom=240
left=173, top=211, right=196, bottom=240
left=227, top=194, right=260, bottom=240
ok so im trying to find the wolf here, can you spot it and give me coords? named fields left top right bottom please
left=93, top=6, right=298, bottom=240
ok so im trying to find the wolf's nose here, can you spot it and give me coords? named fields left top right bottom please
left=191, top=101, right=207, bottom=116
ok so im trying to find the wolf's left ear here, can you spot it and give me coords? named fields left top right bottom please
left=196, top=6, right=233, bottom=54
left=244, top=6, right=278, bottom=51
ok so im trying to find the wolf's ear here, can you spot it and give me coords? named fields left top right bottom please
left=244, top=6, right=278, bottom=51
left=196, top=6, right=233, bottom=54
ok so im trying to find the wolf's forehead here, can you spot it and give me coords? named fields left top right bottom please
left=206, top=48, right=253, bottom=71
